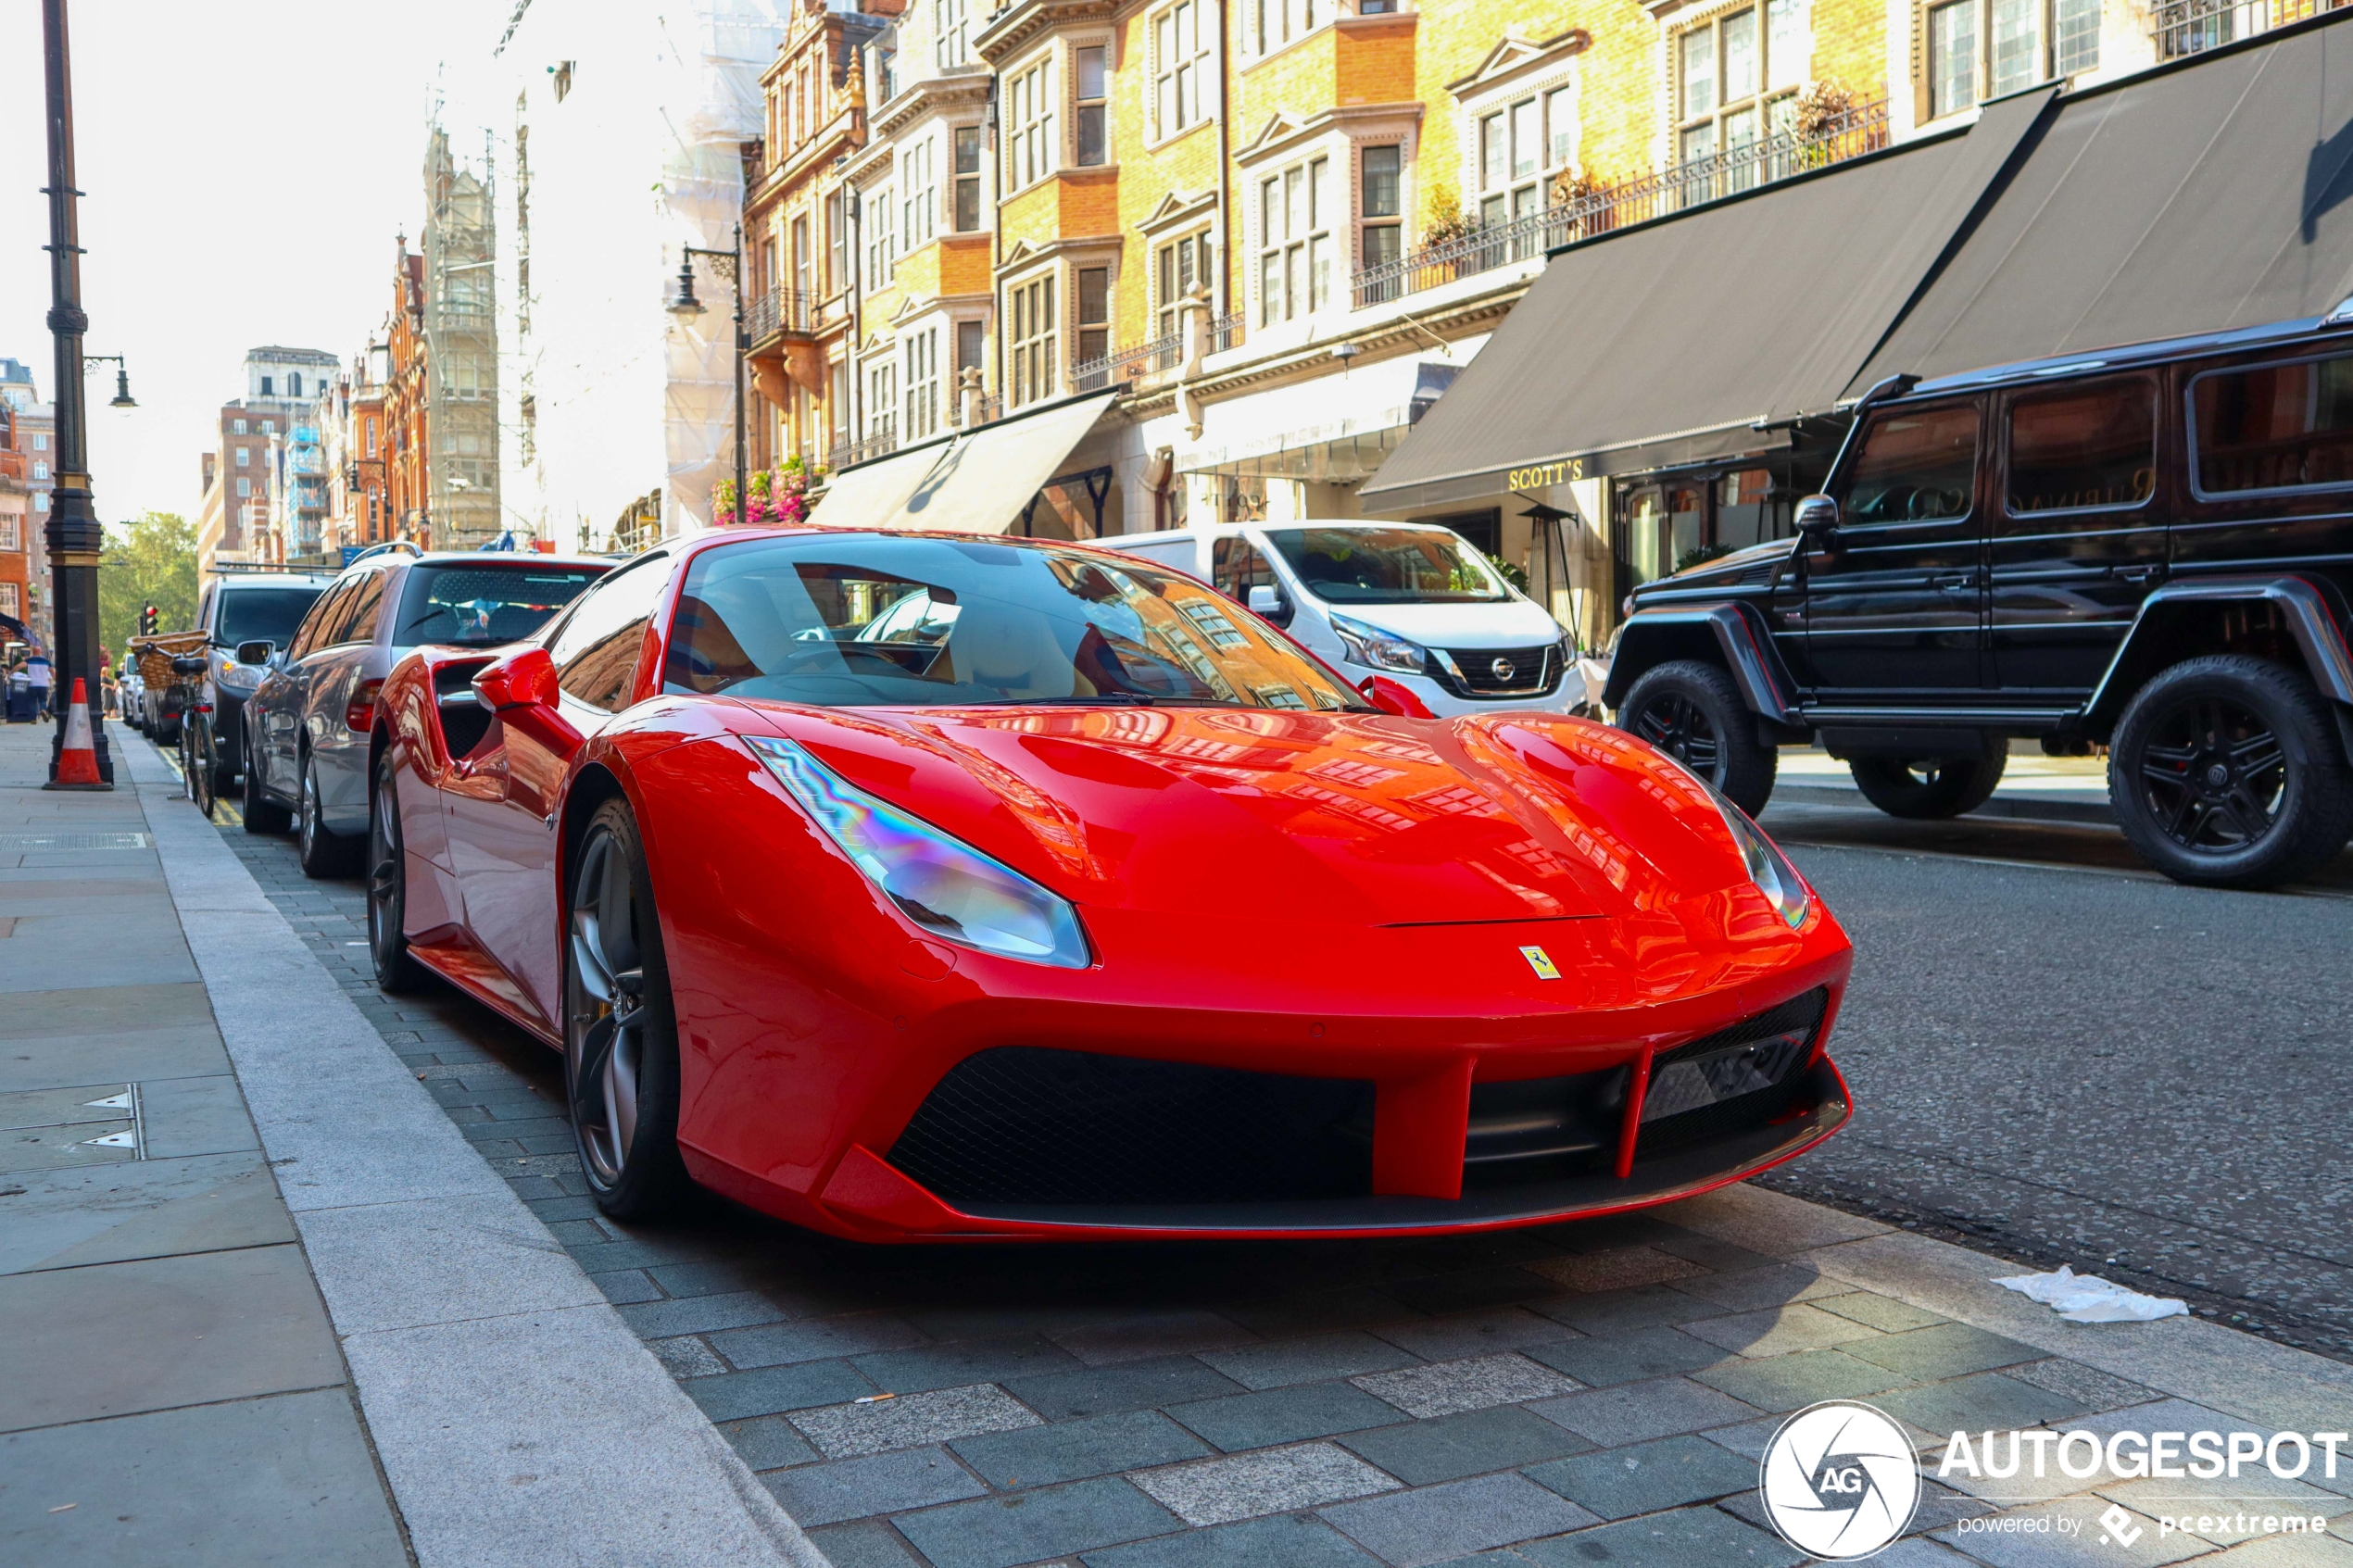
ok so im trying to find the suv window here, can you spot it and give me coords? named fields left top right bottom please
left=549, top=553, right=672, bottom=712
left=1844, top=406, right=1977, bottom=524
left=2191, top=349, right=2353, bottom=495
left=285, top=582, right=344, bottom=660
left=2005, top=378, right=2156, bottom=519
left=343, top=572, right=388, bottom=645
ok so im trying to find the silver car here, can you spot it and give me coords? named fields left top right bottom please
left=241, top=546, right=610, bottom=876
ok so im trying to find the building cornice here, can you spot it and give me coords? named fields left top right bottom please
left=1443, top=27, right=1592, bottom=96
left=1235, top=100, right=1423, bottom=166
left=871, top=68, right=992, bottom=141
left=975, top=0, right=1121, bottom=63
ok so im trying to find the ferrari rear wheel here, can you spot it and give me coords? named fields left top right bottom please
left=564, top=800, right=688, bottom=1219
left=367, top=750, right=429, bottom=994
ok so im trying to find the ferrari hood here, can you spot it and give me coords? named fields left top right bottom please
left=734, top=703, right=1745, bottom=927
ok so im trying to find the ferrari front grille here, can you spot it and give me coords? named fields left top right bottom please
left=887, top=1047, right=1376, bottom=1207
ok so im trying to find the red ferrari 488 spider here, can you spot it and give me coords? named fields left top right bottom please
left=367, top=526, right=1853, bottom=1241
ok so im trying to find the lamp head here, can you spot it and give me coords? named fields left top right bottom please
left=108, top=369, right=136, bottom=408
left=665, top=257, right=706, bottom=316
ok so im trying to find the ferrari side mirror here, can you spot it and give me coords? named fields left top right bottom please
left=474, top=646, right=560, bottom=711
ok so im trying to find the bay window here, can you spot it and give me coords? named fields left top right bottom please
left=1259, top=156, right=1331, bottom=326
left=1010, top=272, right=1058, bottom=407
left=1005, top=57, right=1054, bottom=190
left=1155, top=0, right=1212, bottom=137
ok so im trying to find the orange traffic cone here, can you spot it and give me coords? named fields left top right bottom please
left=55, top=678, right=101, bottom=787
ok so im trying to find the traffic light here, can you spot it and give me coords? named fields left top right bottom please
left=139, top=604, right=157, bottom=635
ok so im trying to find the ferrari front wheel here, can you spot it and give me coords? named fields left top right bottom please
left=564, top=799, right=688, bottom=1219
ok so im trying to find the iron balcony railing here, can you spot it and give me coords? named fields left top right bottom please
left=1064, top=312, right=1248, bottom=395
left=746, top=287, right=816, bottom=343
left=838, top=420, right=900, bottom=468
left=2154, top=0, right=2335, bottom=56
left=1352, top=97, right=1890, bottom=308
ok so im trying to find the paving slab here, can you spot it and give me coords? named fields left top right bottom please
left=1321, top=1471, right=1600, bottom=1567
left=0, top=1150, right=292, bottom=1273
left=1130, top=1440, right=1401, bottom=1524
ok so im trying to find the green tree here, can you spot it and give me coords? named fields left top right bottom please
left=100, top=511, right=197, bottom=660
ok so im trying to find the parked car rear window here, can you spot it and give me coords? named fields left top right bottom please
left=663, top=533, right=1370, bottom=711
left=1263, top=527, right=1507, bottom=604
left=218, top=587, right=325, bottom=649
left=393, top=564, right=606, bottom=647
left=2192, top=351, right=2353, bottom=495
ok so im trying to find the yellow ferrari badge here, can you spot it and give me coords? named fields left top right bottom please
left=1519, top=946, right=1560, bottom=980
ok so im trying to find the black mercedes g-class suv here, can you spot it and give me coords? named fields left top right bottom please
left=1604, top=319, right=2353, bottom=888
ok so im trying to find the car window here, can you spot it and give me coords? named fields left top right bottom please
left=342, top=571, right=388, bottom=645
left=2005, top=377, right=2156, bottom=520
left=234, top=584, right=331, bottom=654
left=1211, top=538, right=1284, bottom=604
left=392, top=563, right=606, bottom=648
left=2191, top=350, right=2353, bottom=495
left=549, top=554, right=673, bottom=712
left=283, top=583, right=339, bottom=659
left=1843, top=405, right=1978, bottom=525
left=661, top=533, right=1370, bottom=711
left=1262, top=527, right=1509, bottom=604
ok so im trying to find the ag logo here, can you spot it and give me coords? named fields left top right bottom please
left=1758, top=1399, right=1921, bottom=1560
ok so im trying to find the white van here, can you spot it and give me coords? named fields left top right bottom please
left=1103, top=521, right=1578, bottom=719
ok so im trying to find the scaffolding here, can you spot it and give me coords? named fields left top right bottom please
left=423, top=126, right=501, bottom=549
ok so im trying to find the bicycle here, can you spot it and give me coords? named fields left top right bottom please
left=168, top=652, right=220, bottom=817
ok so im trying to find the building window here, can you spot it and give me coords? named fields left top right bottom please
left=1156, top=232, right=1214, bottom=338
left=1477, top=87, right=1576, bottom=236
left=905, top=328, right=941, bottom=440
left=262, top=420, right=275, bottom=434
left=238, top=477, right=252, bottom=498
left=1155, top=0, right=1212, bottom=137
left=1076, top=46, right=1109, bottom=166
left=1005, top=56, right=1054, bottom=190
left=0, top=583, right=17, bottom=619
left=1361, top=144, right=1403, bottom=276
left=866, top=184, right=897, bottom=286
left=1009, top=272, right=1058, bottom=407
left=953, top=128, right=983, bottom=230
left=233, top=419, right=247, bottom=435
left=32, top=494, right=44, bottom=513
left=868, top=359, right=899, bottom=441
left=235, top=446, right=249, bottom=467
left=289, top=372, right=303, bottom=397
left=31, top=462, right=46, bottom=482
left=904, top=139, right=937, bottom=246
left=955, top=320, right=986, bottom=388
left=1676, top=1, right=1803, bottom=185
left=1252, top=0, right=1317, bottom=54
left=260, top=376, right=273, bottom=396
left=1258, top=156, right=1331, bottom=326
left=0, top=519, right=17, bottom=550
left=31, top=433, right=45, bottom=450
left=1076, top=267, right=1111, bottom=363
left=935, top=0, right=968, bottom=69
left=1925, top=0, right=2099, bottom=119
left=792, top=216, right=812, bottom=302
left=826, top=190, right=847, bottom=292
left=876, top=47, right=897, bottom=103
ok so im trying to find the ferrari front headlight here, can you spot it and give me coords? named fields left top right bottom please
left=745, top=734, right=1091, bottom=969
left=1715, top=793, right=1810, bottom=929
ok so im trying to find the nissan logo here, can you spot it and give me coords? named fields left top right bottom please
left=1491, top=657, right=1516, bottom=681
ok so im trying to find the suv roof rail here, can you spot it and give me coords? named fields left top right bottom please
left=206, top=561, right=335, bottom=576
left=346, top=540, right=423, bottom=565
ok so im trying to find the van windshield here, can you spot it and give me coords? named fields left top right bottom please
left=1265, top=527, right=1508, bottom=604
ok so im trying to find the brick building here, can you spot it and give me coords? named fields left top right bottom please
left=0, top=360, right=47, bottom=643
left=193, top=348, right=339, bottom=575
left=384, top=243, right=432, bottom=546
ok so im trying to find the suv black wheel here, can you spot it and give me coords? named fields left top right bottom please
left=367, top=750, right=429, bottom=993
left=1619, top=659, right=1778, bottom=816
left=297, top=753, right=362, bottom=878
left=563, top=799, right=689, bottom=1219
left=2109, top=655, right=2353, bottom=888
left=1847, top=748, right=2008, bottom=820
left=243, top=735, right=291, bottom=834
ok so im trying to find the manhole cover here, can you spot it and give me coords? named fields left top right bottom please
left=0, top=832, right=152, bottom=850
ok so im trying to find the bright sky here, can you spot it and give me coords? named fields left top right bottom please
left=0, top=1, right=499, bottom=533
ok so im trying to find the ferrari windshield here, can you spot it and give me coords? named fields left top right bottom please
left=662, top=533, right=1370, bottom=710
left=1265, top=526, right=1509, bottom=604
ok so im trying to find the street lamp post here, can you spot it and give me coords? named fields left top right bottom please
left=38, top=0, right=113, bottom=788
left=666, top=224, right=749, bottom=527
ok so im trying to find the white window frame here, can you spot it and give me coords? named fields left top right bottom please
left=1151, top=0, right=1214, bottom=141
left=904, top=327, right=942, bottom=441
left=0, top=518, right=19, bottom=552
left=1075, top=43, right=1111, bottom=167
left=1921, top=0, right=2100, bottom=121
left=1672, top=0, right=1807, bottom=174
left=1358, top=142, right=1406, bottom=281
left=1155, top=231, right=1214, bottom=339
left=1004, top=56, right=1055, bottom=192
left=1251, top=0, right=1320, bottom=56
left=903, top=138, right=937, bottom=247
left=868, top=358, right=899, bottom=442
left=1473, top=86, right=1577, bottom=237
left=0, top=583, right=17, bottom=619
left=866, top=182, right=898, bottom=286
left=1007, top=270, right=1059, bottom=408
left=1256, top=154, right=1334, bottom=328
left=934, top=0, right=968, bottom=69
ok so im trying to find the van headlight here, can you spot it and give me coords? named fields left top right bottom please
left=1330, top=612, right=1428, bottom=674
left=746, top=734, right=1091, bottom=969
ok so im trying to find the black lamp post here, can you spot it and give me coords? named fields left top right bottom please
left=667, top=224, right=749, bottom=528
left=38, top=0, right=111, bottom=788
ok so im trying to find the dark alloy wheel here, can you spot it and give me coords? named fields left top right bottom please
left=243, top=735, right=291, bottom=834
left=1847, top=748, right=2008, bottom=820
left=2109, top=655, right=2353, bottom=888
left=297, top=754, right=361, bottom=878
left=1618, top=659, right=1779, bottom=816
left=563, top=800, right=688, bottom=1219
left=367, top=751, right=428, bottom=994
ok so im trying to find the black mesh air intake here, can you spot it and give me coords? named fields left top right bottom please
left=1633, top=987, right=1830, bottom=1160
left=887, top=1047, right=1376, bottom=1207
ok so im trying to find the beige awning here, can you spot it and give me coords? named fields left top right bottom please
left=895, top=393, right=1119, bottom=533
left=805, top=433, right=954, bottom=531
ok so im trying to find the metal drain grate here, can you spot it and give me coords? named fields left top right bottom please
left=0, top=831, right=153, bottom=850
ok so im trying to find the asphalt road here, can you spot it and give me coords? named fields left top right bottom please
left=1758, top=797, right=2353, bottom=1361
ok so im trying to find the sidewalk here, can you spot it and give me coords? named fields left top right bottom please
left=1774, top=747, right=2119, bottom=825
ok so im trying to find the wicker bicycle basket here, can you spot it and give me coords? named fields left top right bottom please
left=131, top=631, right=209, bottom=691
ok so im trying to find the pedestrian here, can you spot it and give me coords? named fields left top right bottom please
left=101, top=661, right=120, bottom=719
left=24, top=649, right=50, bottom=720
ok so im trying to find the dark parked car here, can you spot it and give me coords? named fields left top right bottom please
left=1606, top=318, right=2353, bottom=888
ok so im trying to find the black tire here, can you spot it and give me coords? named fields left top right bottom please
left=1848, top=746, right=2008, bottom=820
left=367, top=750, right=430, bottom=993
left=563, top=799, right=690, bottom=1219
left=243, top=734, right=291, bottom=834
left=2109, top=655, right=2353, bottom=889
left=297, top=752, right=362, bottom=878
left=1618, top=659, right=1779, bottom=816
left=182, top=719, right=216, bottom=818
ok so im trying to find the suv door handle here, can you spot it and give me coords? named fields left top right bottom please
left=2112, top=564, right=2165, bottom=585
left=1930, top=573, right=1980, bottom=593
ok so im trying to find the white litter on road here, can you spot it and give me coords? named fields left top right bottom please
left=1994, top=1264, right=2189, bottom=1323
